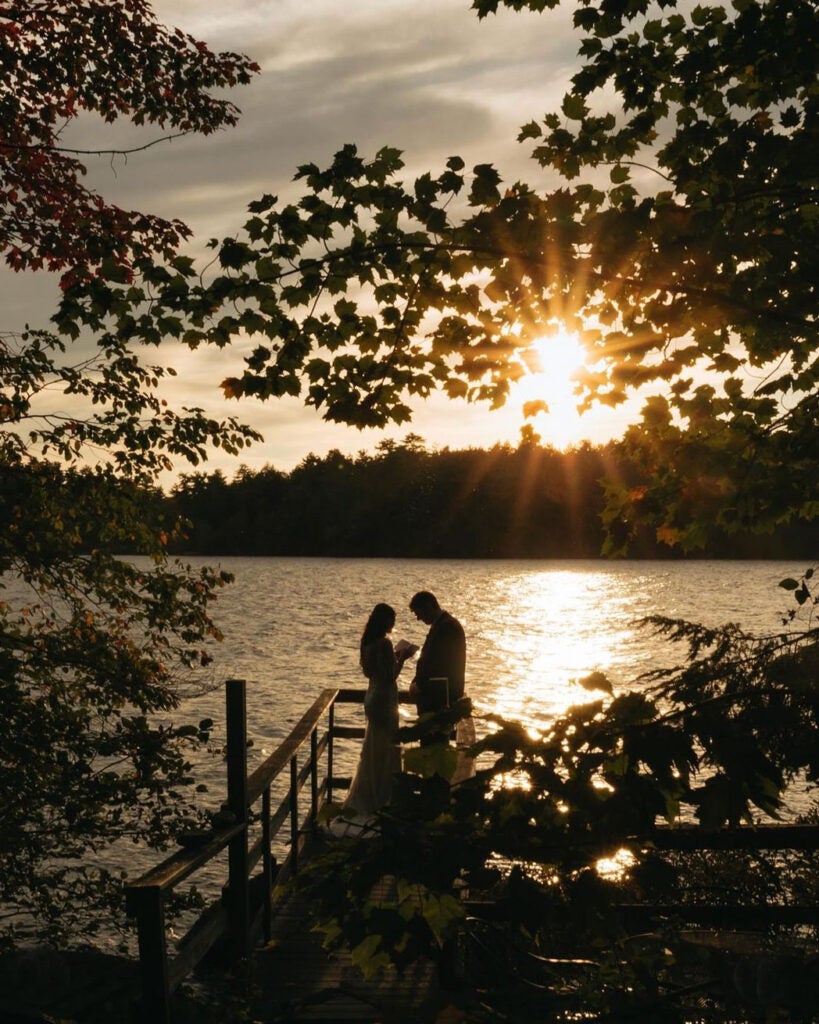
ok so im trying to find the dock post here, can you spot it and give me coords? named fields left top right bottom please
left=310, top=728, right=319, bottom=819
left=126, top=884, right=171, bottom=1024
left=327, top=703, right=335, bottom=804
left=262, top=784, right=273, bottom=944
left=225, top=678, right=250, bottom=959
left=290, top=755, right=299, bottom=874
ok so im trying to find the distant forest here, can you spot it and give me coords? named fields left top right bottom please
left=162, top=437, right=815, bottom=559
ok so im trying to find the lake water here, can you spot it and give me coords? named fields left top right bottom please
left=174, top=556, right=813, bottom=899
left=190, top=557, right=808, bottom=761
left=133, top=556, right=810, bottom=832
left=6, top=557, right=816, bottom=948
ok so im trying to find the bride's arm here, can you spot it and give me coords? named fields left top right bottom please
left=375, top=637, right=398, bottom=685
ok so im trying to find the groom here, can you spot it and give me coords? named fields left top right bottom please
left=408, top=590, right=466, bottom=715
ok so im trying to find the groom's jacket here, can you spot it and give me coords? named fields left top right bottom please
left=413, top=610, right=466, bottom=714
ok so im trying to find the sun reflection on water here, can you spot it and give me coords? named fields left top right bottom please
left=472, top=569, right=638, bottom=731
left=595, top=847, right=636, bottom=882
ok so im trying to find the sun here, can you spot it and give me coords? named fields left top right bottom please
left=511, top=331, right=589, bottom=448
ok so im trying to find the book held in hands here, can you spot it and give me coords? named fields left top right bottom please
left=394, top=638, right=419, bottom=661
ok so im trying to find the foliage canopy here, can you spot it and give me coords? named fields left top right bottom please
left=1, top=0, right=257, bottom=284
left=0, top=0, right=259, bottom=946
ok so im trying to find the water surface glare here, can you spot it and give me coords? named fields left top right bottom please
left=194, top=557, right=806, bottom=740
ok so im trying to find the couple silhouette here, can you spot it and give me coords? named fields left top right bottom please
left=343, top=591, right=468, bottom=817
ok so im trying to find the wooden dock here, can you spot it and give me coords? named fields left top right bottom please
left=123, top=681, right=446, bottom=1024
left=246, top=881, right=439, bottom=1023
left=119, top=679, right=819, bottom=1024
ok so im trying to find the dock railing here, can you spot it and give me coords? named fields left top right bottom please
left=124, top=678, right=374, bottom=1023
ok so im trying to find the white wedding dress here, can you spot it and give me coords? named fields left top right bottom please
left=344, top=637, right=401, bottom=816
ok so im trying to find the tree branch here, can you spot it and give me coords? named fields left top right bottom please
left=1, top=131, right=194, bottom=157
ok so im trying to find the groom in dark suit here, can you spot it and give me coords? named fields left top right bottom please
left=408, top=591, right=466, bottom=715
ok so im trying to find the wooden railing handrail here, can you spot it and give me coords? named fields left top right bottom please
left=246, top=687, right=338, bottom=804
left=641, top=823, right=819, bottom=850
left=337, top=686, right=414, bottom=704
left=125, top=823, right=245, bottom=896
left=126, top=686, right=359, bottom=903
left=464, top=823, right=819, bottom=864
left=125, top=680, right=358, bottom=1022
left=570, top=823, right=819, bottom=853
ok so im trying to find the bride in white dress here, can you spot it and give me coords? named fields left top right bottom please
left=344, top=603, right=413, bottom=817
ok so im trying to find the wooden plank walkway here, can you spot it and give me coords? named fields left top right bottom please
left=247, top=885, right=439, bottom=1023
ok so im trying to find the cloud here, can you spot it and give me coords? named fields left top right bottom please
left=61, top=0, right=580, bottom=234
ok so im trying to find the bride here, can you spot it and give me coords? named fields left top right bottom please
left=344, top=603, right=413, bottom=817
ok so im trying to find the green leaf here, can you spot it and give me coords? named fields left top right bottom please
left=403, top=744, right=459, bottom=781
left=578, top=671, right=613, bottom=695
left=247, top=193, right=278, bottom=213
left=420, top=892, right=464, bottom=946
left=468, top=163, right=502, bottom=207
left=518, top=120, right=543, bottom=141
left=350, top=934, right=390, bottom=977
left=562, top=93, right=588, bottom=120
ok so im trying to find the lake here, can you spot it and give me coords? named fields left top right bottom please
left=10, top=556, right=813, bottom=947
left=181, top=557, right=810, bottom=794
left=192, top=556, right=802, bottom=717
left=5, top=557, right=810, bottom=821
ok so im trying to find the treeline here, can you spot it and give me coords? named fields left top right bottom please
left=166, top=438, right=815, bottom=559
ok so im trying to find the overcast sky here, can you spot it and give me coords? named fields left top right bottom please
left=5, top=0, right=642, bottom=477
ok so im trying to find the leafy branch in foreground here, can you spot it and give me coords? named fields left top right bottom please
left=56, top=0, right=818, bottom=549
left=0, top=1, right=258, bottom=948
left=0, top=0, right=259, bottom=283
left=1, top=330, right=261, bottom=480
left=0, top=462, right=231, bottom=947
